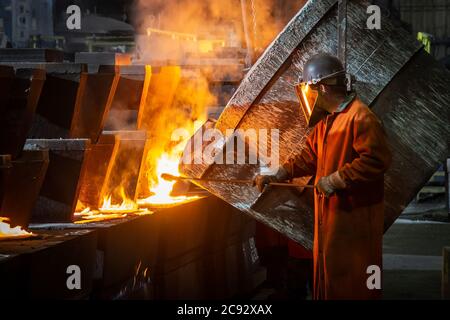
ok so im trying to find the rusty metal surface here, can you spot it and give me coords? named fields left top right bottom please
left=181, top=0, right=450, bottom=248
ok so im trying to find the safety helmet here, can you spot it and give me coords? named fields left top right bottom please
left=295, top=53, right=348, bottom=127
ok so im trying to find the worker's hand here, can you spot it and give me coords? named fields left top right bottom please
left=316, top=176, right=335, bottom=197
left=253, top=167, right=290, bottom=193
left=253, top=175, right=277, bottom=193
left=315, top=171, right=346, bottom=198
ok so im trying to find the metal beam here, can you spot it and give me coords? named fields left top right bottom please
left=338, top=0, right=348, bottom=70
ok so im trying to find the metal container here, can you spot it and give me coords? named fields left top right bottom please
left=14, top=63, right=120, bottom=143
left=180, top=0, right=450, bottom=248
left=0, top=150, right=49, bottom=228
left=103, top=65, right=152, bottom=131
left=0, top=66, right=46, bottom=159
left=0, top=229, right=97, bottom=300
left=27, top=63, right=87, bottom=139
left=99, top=131, right=147, bottom=205
left=74, top=52, right=132, bottom=68
left=77, top=134, right=118, bottom=209
left=0, top=49, right=64, bottom=63
left=137, top=66, right=181, bottom=132
left=149, top=196, right=261, bottom=300
left=25, top=139, right=91, bottom=223
left=0, top=66, right=15, bottom=118
left=0, top=155, right=12, bottom=211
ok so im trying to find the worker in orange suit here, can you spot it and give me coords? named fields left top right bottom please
left=254, top=53, right=392, bottom=300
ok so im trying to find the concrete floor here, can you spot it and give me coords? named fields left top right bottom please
left=383, top=210, right=450, bottom=300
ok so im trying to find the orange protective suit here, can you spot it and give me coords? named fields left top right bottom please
left=283, top=95, right=392, bottom=300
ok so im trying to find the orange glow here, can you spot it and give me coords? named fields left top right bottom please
left=99, top=187, right=139, bottom=214
left=301, top=84, right=312, bottom=115
left=0, top=217, right=34, bottom=240
left=138, top=152, right=201, bottom=208
left=75, top=188, right=152, bottom=224
left=137, top=71, right=213, bottom=208
left=198, top=39, right=226, bottom=54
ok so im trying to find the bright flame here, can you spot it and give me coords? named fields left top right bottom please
left=100, top=188, right=139, bottom=213
left=137, top=118, right=207, bottom=208
left=75, top=188, right=152, bottom=224
left=0, top=217, right=34, bottom=240
left=138, top=153, right=200, bottom=207
left=136, top=63, right=213, bottom=208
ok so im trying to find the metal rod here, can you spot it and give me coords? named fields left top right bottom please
left=162, top=174, right=315, bottom=188
left=268, top=182, right=315, bottom=189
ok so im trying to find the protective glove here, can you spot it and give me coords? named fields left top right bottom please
left=253, top=167, right=289, bottom=193
left=316, top=171, right=347, bottom=198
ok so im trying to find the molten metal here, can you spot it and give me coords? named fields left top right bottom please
left=75, top=187, right=152, bottom=224
left=0, top=217, right=35, bottom=240
left=137, top=153, right=201, bottom=208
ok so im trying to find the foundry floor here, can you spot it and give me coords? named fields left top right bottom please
left=383, top=202, right=450, bottom=300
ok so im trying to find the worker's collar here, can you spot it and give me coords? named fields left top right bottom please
left=333, top=92, right=357, bottom=114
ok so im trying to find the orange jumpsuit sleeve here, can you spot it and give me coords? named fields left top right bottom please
left=339, top=109, right=392, bottom=185
left=282, top=128, right=318, bottom=179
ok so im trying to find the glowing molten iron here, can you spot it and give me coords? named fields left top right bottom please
left=100, top=188, right=139, bottom=213
left=138, top=153, right=200, bottom=208
left=0, top=217, right=35, bottom=240
left=75, top=188, right=151, bottom=224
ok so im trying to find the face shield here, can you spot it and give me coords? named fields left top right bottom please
left=295, top=70, right=347, bottom=127
left=295, top=82, right=326, bottom=128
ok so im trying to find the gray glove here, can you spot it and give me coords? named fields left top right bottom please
left=316, top=171, right=347, bottom=198
left=253, top=167, right=289, bottom=193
